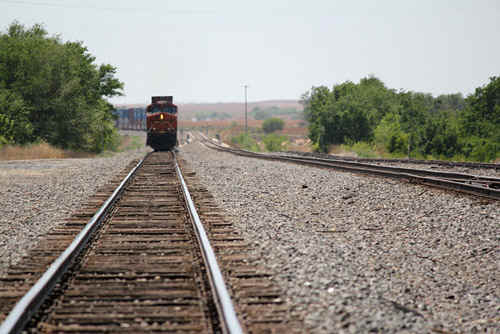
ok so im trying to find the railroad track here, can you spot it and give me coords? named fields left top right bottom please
left=200, top=136, right=500, bottom=201
left=286, top=150, right=500, bottom=170
left=0, top=152, right=299, bottom=333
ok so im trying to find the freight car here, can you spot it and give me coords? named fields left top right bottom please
left=113, top=108, right=146, bottom=130
left=146, top=96, right=178, bottom=151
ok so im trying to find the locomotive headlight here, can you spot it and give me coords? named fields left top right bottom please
left=160, top=114, right=164, bottom=120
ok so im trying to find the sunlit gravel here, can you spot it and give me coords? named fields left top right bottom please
left=180, top=141, right=499, bottom=333
left=1, top=132, right=498, bottom=333
left=0, top=136, right=149, bottom=275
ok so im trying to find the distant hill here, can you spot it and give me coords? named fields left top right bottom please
left=115, top=100, right=303, bottom=121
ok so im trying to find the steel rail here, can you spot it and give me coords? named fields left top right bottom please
left=279, top=156, right=500, bottom=199
left=285, top=150, right=500, bottom=170
left=279, top=155, right=500, bottom=186
left=174, top=153, right=244, bottom=334
left=198, top=134, right=500, bottom=184
left=0, top=154, right=148, bottom=334
left=201, top=138, right=500, bottom=200
left=203, top=137, right=498, bottom=183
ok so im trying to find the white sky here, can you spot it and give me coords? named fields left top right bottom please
left=1, top=0, right=499, bottom=104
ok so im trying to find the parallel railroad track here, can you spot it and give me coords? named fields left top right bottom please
left=286, top=150, right=500, bottom=170
left=200, top=136, right=500, bottom=201
left=0, top=151, right=299, bottom=333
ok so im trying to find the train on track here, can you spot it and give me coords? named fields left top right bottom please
left=145, top=96, right=178, bottom=151
left=112, top=96, right=178, bottom=151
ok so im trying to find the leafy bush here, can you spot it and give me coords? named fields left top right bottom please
left=231, top=133, right=260, bottom=151
left=302, top=75, right=499, bottom=161
left=263, top=133, right=287, bottom=152
left=0, top=113, right=13, bottom=146
left=262, top=118, right=284, bottom=133
left=374, top=112, right=407, bottom=154
left=0, top=89, right=34, bottom=145
left=350, top=142, right=377, bottom=158
left=461, top=136, right=498, bottom=162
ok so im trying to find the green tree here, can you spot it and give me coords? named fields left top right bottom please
left=262, top=117, right=285, bottom=133
left=251, top=107, right=270, bottom=120
left=458, top=76, right=500, bottom=161
left=0, top=22, right=124, bottom=152
left=302, top=75, right=499, bottom=161
left=460, top=76, right=500, bottom=139
left=302, top=76, right=398, bottom=152
left=302, top=86, right=336, bottom=151
left=374, top=112, right=407, bottom=154
left=0, top=89, right=33, bottom=145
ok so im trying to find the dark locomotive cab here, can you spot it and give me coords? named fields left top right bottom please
left=146, top=96, right=178, bottom=151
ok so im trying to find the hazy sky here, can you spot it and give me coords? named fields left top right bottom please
left=1, top=0, right=499, bottom=104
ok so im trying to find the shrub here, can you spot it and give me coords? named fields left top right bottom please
left=461, top=137, right=498, bottom=162
left=230, top=133, right=260, bottom=151
left=263, top=134, right=287, bottom=152
left=351, top=141, right=377, bottom=158
left=262, top=118, right=285, bottom=133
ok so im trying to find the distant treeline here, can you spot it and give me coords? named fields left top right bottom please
left=193, top=111, right=232, bottom=121
left=0, top=22, right=123, bottom=152
left=250, top=106, right=303, bottom=120
left=302, top=76, right=499, bottom=161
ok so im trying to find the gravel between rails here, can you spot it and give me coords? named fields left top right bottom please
left=0, top=136, right=150, bottom=276
left=179, top=141, right=500, bottom=333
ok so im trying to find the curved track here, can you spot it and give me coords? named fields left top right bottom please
left=200, top=136, right=500, bottom=201
left=0, top=152, right=298, bottom=333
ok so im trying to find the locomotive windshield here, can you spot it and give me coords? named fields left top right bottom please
left=166, top=106, right=177, bottom=114
left=148, top=105, right=177, bottom=114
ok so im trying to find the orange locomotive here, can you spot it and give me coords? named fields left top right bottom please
left=146, top=96, right=178, bottom=151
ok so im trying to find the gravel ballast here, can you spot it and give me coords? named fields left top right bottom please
left=180, top=141, right=499, bottom=333
left=285, top=152, right=500, bottom=178
left=0, top=141, right=149, bottom=275
left=1, top=132, right=498, bottom=333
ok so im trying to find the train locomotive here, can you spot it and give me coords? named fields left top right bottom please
left=146, top=96, right=178, bottom=151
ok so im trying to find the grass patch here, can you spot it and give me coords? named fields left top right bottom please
left=117, top=135, right=144, bottom=152
left=0, top=134, right=145, bottom=161
left=349, top=142, right=379, bottom=158
left=0, top=142, right=93, bottom=160
left=329, top=142, right=383, bottom=158
left=263, top=133, right=288, bottom=152
left=230, top=133, right=260, bottom=151
left=329, top=140, right=498, bottom=162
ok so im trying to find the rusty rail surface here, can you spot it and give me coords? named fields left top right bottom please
left=0, top=151, right=300, bottom=333
left=200, top=136, right=500, bottom=201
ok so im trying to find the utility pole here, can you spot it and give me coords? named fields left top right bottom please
left=243, top=85, right=248, bottom=133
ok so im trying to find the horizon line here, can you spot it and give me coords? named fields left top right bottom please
left=112, top=98, right=302, bottom=106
